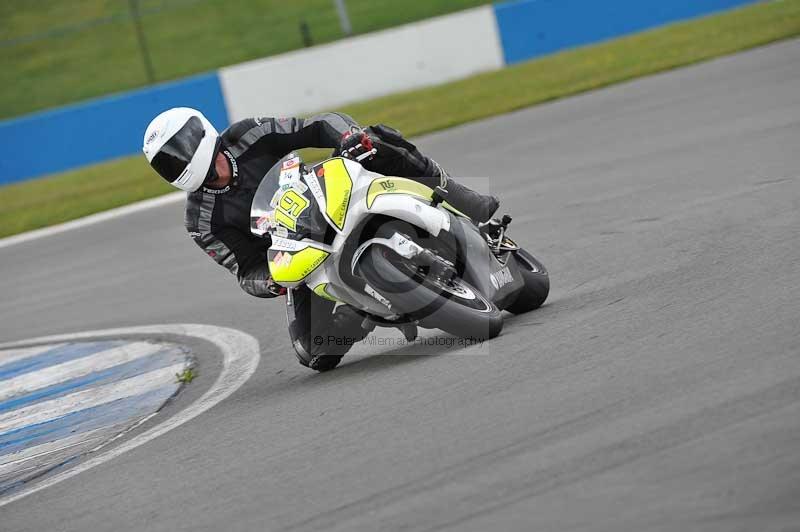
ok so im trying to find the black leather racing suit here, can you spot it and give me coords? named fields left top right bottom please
left=185, top=112, right=497, bottom=370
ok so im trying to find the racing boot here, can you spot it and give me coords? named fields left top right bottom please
left=306, top=305, right=373, bottom=372
left=424, top=159, right=499, bottom=224
left=360, top=314, right=419, bottom=342
left=439, top=176, right=499, bottom=224
left=363, top=124, right=500, bottom=224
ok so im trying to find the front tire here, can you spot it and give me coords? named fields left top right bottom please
left=358, top=245, right=503, bottom=340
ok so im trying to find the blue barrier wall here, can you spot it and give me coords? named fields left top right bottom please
left=0, top=73, right=228, bottom=185
left=494, top=0, right=759, bottom=65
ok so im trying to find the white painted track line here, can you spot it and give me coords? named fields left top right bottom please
left=0, top=428, right=107, bottom=467
left=0, top=192, right=183, bottom=250
left=0, top=428, right=108, bottom=474
left=0, top=342, right=166, bottom=402
left=0, top=324, right=260, bottom=508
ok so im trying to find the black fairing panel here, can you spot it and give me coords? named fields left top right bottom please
left=446, top=214, right=524, bottom=307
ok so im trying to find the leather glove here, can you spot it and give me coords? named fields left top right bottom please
left=339, top=127, right=375, bottom=162
left=266, top=277, right=287, bottom=297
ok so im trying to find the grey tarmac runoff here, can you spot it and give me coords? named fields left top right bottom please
left=0, top=39, right=798, bottom=532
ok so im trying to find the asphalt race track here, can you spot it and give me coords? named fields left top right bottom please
left=1, top=40, right=798, bottom=531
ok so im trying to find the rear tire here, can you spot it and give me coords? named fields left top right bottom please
left=505, top=248, right=549, bottom=314
left=358, top=245, right=503, bottom=340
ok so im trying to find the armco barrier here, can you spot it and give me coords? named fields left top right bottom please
left=0, top=73, right=228, bottom=185
left=493, top=0, right=759, bottom=64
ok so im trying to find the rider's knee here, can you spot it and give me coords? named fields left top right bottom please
left=290, top=323, right=348, bottom=371
left=287, top=305, right=369, bottom=371
left=292, top=336, right=344, bottom=372
left=291, top=336, right=315, bottom=368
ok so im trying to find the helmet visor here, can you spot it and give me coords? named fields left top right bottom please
left=150, top=116, right=206, bottom=182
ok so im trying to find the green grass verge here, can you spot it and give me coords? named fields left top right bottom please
left=0, top=157, right=174, bottom=237
left=2, top=0, right=799, bottom=239
left=0, top=0, right=490, bottom=119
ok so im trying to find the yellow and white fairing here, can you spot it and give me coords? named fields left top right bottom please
left=267, top=237, right=331, bottom=285
left=265, top=157, right=461, bottom=318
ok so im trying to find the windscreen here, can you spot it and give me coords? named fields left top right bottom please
left=250, top=153, right=328, bottom=241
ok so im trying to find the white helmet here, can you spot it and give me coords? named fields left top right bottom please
left=142, top=107, right=220, bottom=192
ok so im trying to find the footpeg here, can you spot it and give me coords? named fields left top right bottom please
left=480, top=215, right=510, bottom=240
left=430, top=186, right=449, bottom=207
left=481, top=214, right=515, bottom=255
left=398, top=322, right=418, bottom=342
left=361, top=315, right=418, bottom=342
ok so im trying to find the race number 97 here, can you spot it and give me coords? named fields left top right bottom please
left=275, top=189, right=309, bottom=231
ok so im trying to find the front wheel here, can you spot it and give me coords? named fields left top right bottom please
left=505, top=248, right=550, bottom=314
left=358, top=245, right=503, bottom=340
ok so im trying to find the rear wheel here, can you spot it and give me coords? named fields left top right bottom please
left=505, top=248, right=549, bottom=314
left=358, top=244, right=503, bottom=340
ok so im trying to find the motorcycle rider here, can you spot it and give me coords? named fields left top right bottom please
left=143, top=108, right=499, bottom=371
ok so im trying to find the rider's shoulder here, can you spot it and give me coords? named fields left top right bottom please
left=183, top=189, right=219, bottom=224
left=183, top=194, right=222, bottom=239
left=220, top=118, right=262, bottom=145
left=221, top=116, right=291, bottom=151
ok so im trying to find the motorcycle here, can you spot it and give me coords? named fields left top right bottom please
left=250, top=151, right=549, bottom=341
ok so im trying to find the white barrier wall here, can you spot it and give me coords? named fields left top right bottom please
left=219, top=6, right=503, bottom=121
